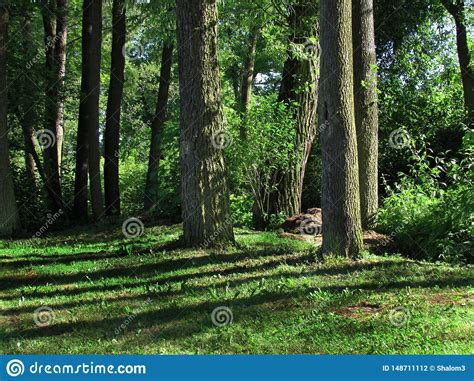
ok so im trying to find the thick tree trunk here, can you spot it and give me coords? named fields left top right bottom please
left=319, top=0, right=363, bottom=257
left=144, top=43, right=173, bottom=212
left=176, top=0, right=235, bottom=247
left=0, top=4, right=21, bottom=236
left=442, top=0, right=473, bottom=124
left=104, top=0, right=126, bottom=216
left=73, top=0, right=103, bottom=220
left=353, top=0, right=378, bottom=229
left=42, top=0, right=65, bottom=212
left=253, top=0, right=318, bottom=226
left=238, top=26, right=258, bottom=139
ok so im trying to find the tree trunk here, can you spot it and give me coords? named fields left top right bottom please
left=41, top=0, right=65, bottom=212
left=0, top=3, right=21, bottom=236
left=73, top=0, right=103, bottom=221
left=238, top=26, right=258, bottom=139
left=319, top=0, right=363, bottom=257
left=176, top=0, right=235, bottom=247
left=104, top=0, right=126, bottom=216
left=253, top=0, right=318, bottom=226
left=353, top=0, right=378, bottom=229
left=144, top=43, right=173, bottom=213
left=441, top=0, right=473, bottom=125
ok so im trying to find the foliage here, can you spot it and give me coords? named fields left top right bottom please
left=379, top=134, right=474, bottom=264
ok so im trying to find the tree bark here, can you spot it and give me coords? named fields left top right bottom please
left=353, top=0, right=378, bottom=229
left=104, top=0, right=126, bottom=216
left=73, top=0, right=103, bottom=221
left=176, top=0, right=235, bottom=247
left=0, top=3, right=21, bottom=236
left=144, top=43, right=173, bottom=213
left=441, top=0, right=473, bottom=125
left=319, top=0, right=363, bottom=257
left=253, top=0, right=319, bottom=226
left=238, top=26, right=258, bottom=139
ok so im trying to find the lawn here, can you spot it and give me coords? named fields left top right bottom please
left=0, top=223, right=472, bottom=354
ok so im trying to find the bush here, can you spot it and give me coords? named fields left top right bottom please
left=378, top=134, right=473, bottom=264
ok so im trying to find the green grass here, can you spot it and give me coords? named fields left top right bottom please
left=0, top=223, right=472, bottom=354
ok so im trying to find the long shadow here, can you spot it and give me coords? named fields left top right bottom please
left=0, top=259, right=440, bottom=312
left=5, top=274, right=471, bottom=341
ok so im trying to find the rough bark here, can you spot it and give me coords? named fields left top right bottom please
left=144, top=43, right=173, bottom=212
left=441, top=0, right=473, bottom=125
left=319, top=0, right=363, bottom=257
left=253, top=0, right=319, bottom=227
left=238, top=26, right=258, bottom=139
left=104, top=0, right=126, bottom=216
left=176, top=0, right=235, bottom=247
left=353, top=0, right=378, bottom=229
left=0, top=4, right=21, bottom=236
left=42, top=0, right=65, bottom=212
left=73, top=0, right=103, bottom=220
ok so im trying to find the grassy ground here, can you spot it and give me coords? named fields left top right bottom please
left=0, top=223, right=472, bottom=354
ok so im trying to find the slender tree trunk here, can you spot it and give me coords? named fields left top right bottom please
left=74, top=0, right=103, bottom=220
left=176, top=0, right=234, bottom=247
left=441, top=0, right=473, bottom=124
left=319, top=0, right=363, bottom=257
left=104, top=0, right=125, bottom=216
left=353, top=0, right=378, bottom=229
left=144, top=43, right=173, bottom=212
left=238, top=26, right=258, bottom=139
left=0, top=3, right=21, bottom=236
left=253, top=0, right=318, bottom=226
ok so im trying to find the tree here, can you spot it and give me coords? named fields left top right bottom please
left=353, top=0, right=378, bottom=229
left=104, top=0, right=126, bottom=216
left=144, top=43, right=173, bottom=213
left=176, top=0, right=234, bottom=246
left=319, top=0, right=363, bottom=257
left=253, top=0, right=319, bottom=227
left=41, top=0, right=68, bottom=213
left=73, top=0, right=103, bottom=221
left=0, top=1, right=21, bottom=236
left=441, top=0, right=473, bottom=124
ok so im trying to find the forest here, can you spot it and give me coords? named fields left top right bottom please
left=0, top=0, right=472, bottom=354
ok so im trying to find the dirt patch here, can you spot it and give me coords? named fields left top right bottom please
left=427, top=293, right=473, bottom=306
left=334, top=301, right=382, bottom=319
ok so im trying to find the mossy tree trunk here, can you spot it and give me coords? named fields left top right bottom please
left=319, top=0, right=363, bottom=257
left=353, top=0, right=379, bottom=229
left=176, top=0, right=235, bottom=247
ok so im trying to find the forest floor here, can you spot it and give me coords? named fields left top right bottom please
left=0, top=223, right=472, bottom=354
